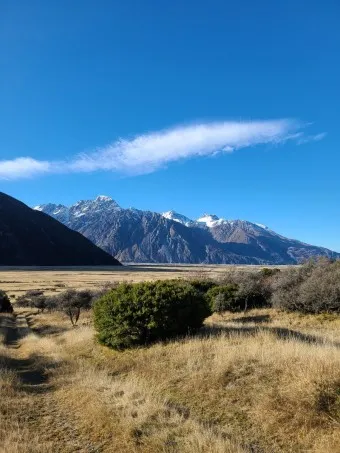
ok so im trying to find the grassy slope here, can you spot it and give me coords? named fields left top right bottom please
left=1, top=308, right=339, bottom=453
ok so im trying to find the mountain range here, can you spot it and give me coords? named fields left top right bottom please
left=34, top=196, right=340, bottom=265
left=0, top=192, right=121, bottom=266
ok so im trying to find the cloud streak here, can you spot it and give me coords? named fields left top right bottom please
left=0, top=120, right=325, bottom=180
left=0, top=158, right=51, bottom=180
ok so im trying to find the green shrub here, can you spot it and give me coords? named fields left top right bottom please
left=189, top=279, right=218, bottom=294
left=0, top=290, right=13, bottom=313
left=93, top=280, right=211, bottom=349
left=206, top=285, right=239, bottom=313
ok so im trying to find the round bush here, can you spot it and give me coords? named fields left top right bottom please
left=206, top=285, right=239, bottom=313
left=93, top=280, right=211, bottom=349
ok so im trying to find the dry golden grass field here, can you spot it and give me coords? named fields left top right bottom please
left=0, top=264, right=279, bottom=299
left=1, top=266, right=339, bottom=453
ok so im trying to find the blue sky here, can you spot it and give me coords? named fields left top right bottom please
left=1, top=0, right=339, bottom=251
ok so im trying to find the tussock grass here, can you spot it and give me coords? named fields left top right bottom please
left=1, top=308, right=339, bottom=452
left=0, top=316, right=54, bottom=452
left=25, top=309, right=340, bottom=453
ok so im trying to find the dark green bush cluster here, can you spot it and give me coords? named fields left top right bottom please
left=92, top=271, right=284, bottom=351
left=93, top=280, right=210, bottom=349
left=189, top=278, right=218, bottom=294
left=272, top=259, right=340, bottom=314
left=205, top=284, right=239, bottom=313
left=187, top=271, right=277, bottom=314
left=0, top=290, right=13, bottom=313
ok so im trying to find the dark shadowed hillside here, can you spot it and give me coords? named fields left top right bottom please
left=0, top=192, right=121, bottom=266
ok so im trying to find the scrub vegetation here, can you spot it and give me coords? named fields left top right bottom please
left=0, top=259, right=339, bottom=452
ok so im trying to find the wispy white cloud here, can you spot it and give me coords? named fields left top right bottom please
left=0, top=120, right=325, bottom=180
left=296, top=132, right=327, bottom=145
left=0, top=157, right=51, bottom=180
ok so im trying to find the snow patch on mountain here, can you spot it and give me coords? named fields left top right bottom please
left=33, top=196, right=121, bottom=221
left=162, top=211, right=270, bottom=231
left=196, top=214, right=226, bottom=227
left=254, top=223, right=269, bottom=230
left=96, top=195, right=113, bottom=202
left=162, top=210, right=194, bottom=226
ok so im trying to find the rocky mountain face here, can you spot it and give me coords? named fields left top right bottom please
left=0, top=192, right=121, bottom=266
left=34, top=196, right=340, bottom=265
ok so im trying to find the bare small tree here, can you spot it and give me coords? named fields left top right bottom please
left=16, top=290, right=47, bottom=313
left=55, top=289, right=93, bottom=326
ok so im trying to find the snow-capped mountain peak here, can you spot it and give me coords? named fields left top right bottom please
left=95, top=195, right=114, bottom=202
left=162, top=210, right=194, bottom=226
left=196, top=214, right=225, bottom=227
left=74, top=195, right=118, bottom=207
left=33, top=196, right=120, bottom=221
left=33, top=203, right=69, bottom=222
left=34, top=196, right=340, bottom=264
left=70, top=197, right=120, bottom=218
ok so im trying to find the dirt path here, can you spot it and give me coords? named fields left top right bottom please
left=1, top=314, right=104, bottom=453
left=3, top=314, right=49, bottom=387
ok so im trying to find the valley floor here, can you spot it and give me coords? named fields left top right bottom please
left=1, top=308, right=339, bottom=453
left=0, top=264, right=286, bottom=299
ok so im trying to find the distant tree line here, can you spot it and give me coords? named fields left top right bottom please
left=16, top=289, right=98, bottom=326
